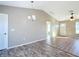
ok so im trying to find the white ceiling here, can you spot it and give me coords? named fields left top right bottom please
left=0, top=1, right=79, bottom=21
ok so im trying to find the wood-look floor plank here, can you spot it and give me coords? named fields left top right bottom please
left=0, top=37, right=79, bottom=57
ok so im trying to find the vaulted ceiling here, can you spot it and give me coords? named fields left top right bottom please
left=0, top=1, right=79, bottom=21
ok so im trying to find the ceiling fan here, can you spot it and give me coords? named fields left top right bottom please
left=69, top=10, right=75, bottom=21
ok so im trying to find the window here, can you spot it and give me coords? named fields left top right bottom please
left=46, top=21, right=51, bottom=40
left=76, top=22, right=79, bottom=34
left=52, top=24, right=59, bottom=37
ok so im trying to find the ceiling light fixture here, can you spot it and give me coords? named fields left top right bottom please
left=30, top=1, right=34, bottom=3
left=69, top=10, right=75, bottom=21
left=27, top=1, right=36, bottom=21
left=30, top=1, right=34, bottom=8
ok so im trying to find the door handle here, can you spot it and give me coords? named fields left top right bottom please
left=4, top=33, right=7, bottom=35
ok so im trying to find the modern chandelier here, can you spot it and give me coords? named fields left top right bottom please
left=27, top=1, right=36, bottom=21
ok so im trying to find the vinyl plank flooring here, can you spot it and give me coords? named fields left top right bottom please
left=0, top=37, right=78, bottom=57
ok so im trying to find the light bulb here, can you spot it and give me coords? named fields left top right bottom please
left=32, top=15, right=36, bottom=21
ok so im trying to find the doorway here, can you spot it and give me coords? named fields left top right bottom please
left=59, top=23, right=66, bottom=36
left=0, top=13, right=8, bottom=50
left=46, top=21, right=51, bottom=40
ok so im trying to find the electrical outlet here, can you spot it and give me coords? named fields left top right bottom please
left=24, top=37, right=26, bottom=40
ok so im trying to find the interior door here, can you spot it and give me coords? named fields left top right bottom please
left=0, top=13, right=8, bottom=50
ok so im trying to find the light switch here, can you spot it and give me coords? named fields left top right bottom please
left=11, top=28, right=15, bottom=31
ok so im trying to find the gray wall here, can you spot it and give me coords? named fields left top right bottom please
left=0, top=5, right=52, bottom=48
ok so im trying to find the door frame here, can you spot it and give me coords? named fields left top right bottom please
left=0, top=13, right=8, bottom=49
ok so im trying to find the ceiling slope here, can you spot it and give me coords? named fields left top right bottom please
left=0, top=1, right=79, bottom=21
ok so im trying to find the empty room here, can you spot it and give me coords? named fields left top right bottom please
left=0, top=1, right=79, bottom=57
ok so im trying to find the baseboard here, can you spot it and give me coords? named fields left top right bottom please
left=8, top=39, right=45, bottom=49
left=57, top=36, right=69, bottom=38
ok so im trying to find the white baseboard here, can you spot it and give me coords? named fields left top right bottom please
left=57, top=37, right=69, bottom=38
left=8, top=39, right=45, bottom=49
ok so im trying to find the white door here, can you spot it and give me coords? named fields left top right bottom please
left=0, top=13, right=8, bottom=50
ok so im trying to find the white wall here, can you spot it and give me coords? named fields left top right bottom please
left=0, top=5, right=52, bottom=48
